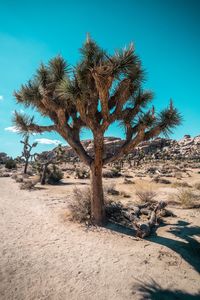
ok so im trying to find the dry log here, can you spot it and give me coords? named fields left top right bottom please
left=133, top=201, right=167, bottom=238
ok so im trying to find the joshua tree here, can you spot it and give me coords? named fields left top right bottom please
left=20, top=134, right=38, bottom=174
left=35, top=145, right=65, bottom=184
left=13, top=36, right=181, bottom=225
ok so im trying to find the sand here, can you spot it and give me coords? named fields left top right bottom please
left=0, top=177, right=200, bottom=300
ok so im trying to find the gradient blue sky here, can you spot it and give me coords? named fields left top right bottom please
left=0, top=0, right=199, bottom=157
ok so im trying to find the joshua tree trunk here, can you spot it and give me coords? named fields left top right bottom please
left=90, top=134, right=105, bottom=225
left=90, top=163, right=105, bottom=225
left=24, top=159, right=29, bottom=174
left=41, top=163, right=48, bottom=185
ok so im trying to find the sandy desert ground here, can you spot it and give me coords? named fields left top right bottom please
left=0, top=168, right=200, bottom=300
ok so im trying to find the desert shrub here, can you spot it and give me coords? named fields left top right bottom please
left=69, top=187, right=111, bottom=223
left=104, top=184, right=119, bottom=196
left=74, top=167, right=90, bottom=179
left=11, top=173, right=18, bottom=180
left=26, top=170, right=34, bottom=176
left=153, top=177, right=171, bottom=184
left=20, top=180, right=36, bottom=190
left=104, top=184, right=131, bottom=198
left=136, top=188, right=157, bottom=203
left=124, top=178, right=135, bottom=184
left=69, top=187, right=91, bottom=222
left=147, top=167, right=158, bottom=174
left=103, top=168, right=121, bottom=178
left=111, top=167, right=121, bottom=177
left=16, top=176, right=23, bottom=183
left=120, top=191, right=131, bottom=198
left=47, top=165, right=63, bottom=184
left=103, top=170, right=114, bottom=178
left=173, top=189, right=199, bottom=208
left=105, top=200, right=123, bottom=220
left=5, top=159, right=17, bottom=169
left=123, top=173, right=133, bottom=178
left=21, top=173, right=30, bottom=179
left=172, top=181, right=191, bottom=188
left=194, top=182, right=200, bottom=190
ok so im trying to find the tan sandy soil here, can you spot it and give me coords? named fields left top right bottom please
left=0, top=176, right=200, bottom=300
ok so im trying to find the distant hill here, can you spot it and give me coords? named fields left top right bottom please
left=57, top=134, right=200, bottom=162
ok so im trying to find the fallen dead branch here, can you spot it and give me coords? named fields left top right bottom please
left=133, top=201, right=167, bottom=238
left=106, top=200, right=168, bottom=238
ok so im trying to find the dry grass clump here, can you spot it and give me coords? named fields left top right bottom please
left=136, top=190, right=157, bottom=203
left=172, top=181, right=192, bottom=188
left=171, top=189, right=200, bottom=209
left=69, top=186, right=117, bottom=223
left=135, top=183, right=157, bottom=203
left=69, top=187, right=91, bottom=223
left=20, top=180, right=36, bottom=190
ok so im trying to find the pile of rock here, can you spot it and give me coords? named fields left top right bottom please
left=46, top=135, right=200, bottom=165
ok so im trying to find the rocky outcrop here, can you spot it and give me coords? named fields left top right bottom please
left=50, top=135, right=200, bottom=163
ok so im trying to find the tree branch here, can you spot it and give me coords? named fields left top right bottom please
left=13, top=112, right=57, bottom=133
left=57, top=126, right=93, bottom=166
left=103, top=124, right=146, bottom=164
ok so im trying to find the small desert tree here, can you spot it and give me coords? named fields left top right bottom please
left=20, top=134, right=38, bottom=174
left=35, top=145, right=65, bottom=184
left=13, top=36, right=181, bottom=225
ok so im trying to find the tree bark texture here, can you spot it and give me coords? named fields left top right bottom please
left=90, top=134, right=105, bottom=225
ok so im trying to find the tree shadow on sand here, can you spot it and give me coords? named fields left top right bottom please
left=148, top=220, right=200, bottom=274
left=105, top=219, right=200, bottom=274
left=133, top=280, right=200, bottom=299
left=105, top=222, right=137, bottom=237
left=55, top=181, right=88, bottom=186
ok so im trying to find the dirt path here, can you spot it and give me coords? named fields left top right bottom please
left=0, top=178, right=200, bottom=300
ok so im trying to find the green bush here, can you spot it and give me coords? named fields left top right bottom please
left=74, top=167, right=90, bottom=179
left=5, top=159, right=17, bottom=169
left=47, top=165, right=63, bottom=184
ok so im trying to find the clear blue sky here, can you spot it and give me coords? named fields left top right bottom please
left=0, top=0, right=199, bottom=157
